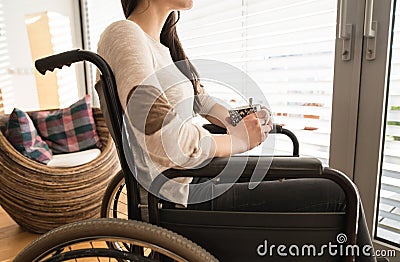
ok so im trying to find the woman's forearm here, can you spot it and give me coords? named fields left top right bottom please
left=203, top=103, right=231, bottom=129
left=205, top=115, right=226, bottom=129
left=211, top=134, right=247, bottom=157
left=211, top=134, right=233, bottom=157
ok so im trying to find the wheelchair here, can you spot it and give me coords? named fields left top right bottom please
left=17, top=49, right=360, bottom=262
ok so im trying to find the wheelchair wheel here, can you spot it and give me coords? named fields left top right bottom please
left=101, top=170, right=128, bottom=219
left=15, top=218, right=218, bottom=262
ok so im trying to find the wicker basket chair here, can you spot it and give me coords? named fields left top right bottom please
left=0, top=108, right=120, bottom=233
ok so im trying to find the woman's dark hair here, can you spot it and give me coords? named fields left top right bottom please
left=121, top=0, right=201, bottom=98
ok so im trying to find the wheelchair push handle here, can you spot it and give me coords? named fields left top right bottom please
left=35, top=49, right=115, bottom=84
left=35, top=49, right=82, bottom=75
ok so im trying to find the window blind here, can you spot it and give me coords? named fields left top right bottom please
left=179, top=0, right=336, bottom=164
left=0, top=0, right=12, bottom=113
left=377, top=4, right=400, bottom=246
left=82, top=0, right=124, bottom=89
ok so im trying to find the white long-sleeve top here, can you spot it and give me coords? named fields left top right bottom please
left=97, top=20, right=217, bottom=205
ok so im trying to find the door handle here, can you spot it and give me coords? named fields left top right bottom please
left=364, top=0, right=378, bottom=60
left=339, top=0, right=354, bottom=61
left=364, top=0, right=376, bottom=37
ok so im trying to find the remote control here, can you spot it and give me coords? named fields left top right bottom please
left=228, top=98, right=261, bottom=126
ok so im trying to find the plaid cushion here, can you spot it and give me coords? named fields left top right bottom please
left=31, top=95, right=102, bottom=154
left=5, top=108, right=53, bottom=164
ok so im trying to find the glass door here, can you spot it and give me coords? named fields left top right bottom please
left=178, top=0, right=364, bottom=165
left=376, top=1, right=400, bottom=248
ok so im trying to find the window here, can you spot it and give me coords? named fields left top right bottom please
left=179, top=0, right=337, bottom=163
left=0, top=0, right=83, bottom=113
left=376, top=1, right=400, bottom=247
left=82, top=0, right=124, bottom=91
left=0, top=0, right=12, bottom=113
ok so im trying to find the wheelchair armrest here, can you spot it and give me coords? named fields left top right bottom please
left=202, top=124, right=227, bottom=134
left=151, top=156, right=324, bottom=195
left=164, top=156, right=322, bottom=179
left=202, top=123, right=286, bottom=135
left=149, top=156, right=323, bottom=197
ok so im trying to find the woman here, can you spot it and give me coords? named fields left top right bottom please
left=97, top=0, right=380, bottom=261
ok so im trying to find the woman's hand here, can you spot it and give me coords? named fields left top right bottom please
left=256, top=106, right=272, bottom=127
left=206, top=103, right=273, bottom=157
left=227, top=112, right=273, bottom=152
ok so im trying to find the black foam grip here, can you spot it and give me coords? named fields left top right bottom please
left=35, top=49, right=82, bottom=75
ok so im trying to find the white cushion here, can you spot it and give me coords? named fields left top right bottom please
left=47, top=149, right=101, bottom=168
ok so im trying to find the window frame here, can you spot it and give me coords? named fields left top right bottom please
left=354, top=0, right=400, bottom=254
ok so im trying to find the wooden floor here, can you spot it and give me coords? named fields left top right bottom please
left=0, top=206, right=40, bottom=261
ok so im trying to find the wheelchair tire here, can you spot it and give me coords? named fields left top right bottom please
left=101, top=170, right=128, bottom=219
left=15, top=218, right=218, bottom=262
